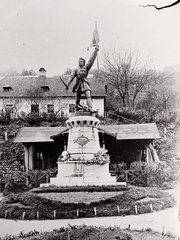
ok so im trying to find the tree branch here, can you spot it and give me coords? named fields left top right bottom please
left=139, top=0, right=180, bottom=10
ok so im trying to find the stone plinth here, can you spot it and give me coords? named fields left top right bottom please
left=66, top=115, right=100, bottom=160
left=40, top=112, right=123, bottom=187
left=50, top=161, right=117, bottom=186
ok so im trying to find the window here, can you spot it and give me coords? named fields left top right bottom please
left=69, top=104, right=75, bottom=113
left=3, top=85, right=12, bottom=92
left=41, top=86, right=50, bottom=92
left=47, top=104, right=54, bottom=114
left=5, top=104, right=13, bottom=113
left=31, top=104, right=39, bottom=114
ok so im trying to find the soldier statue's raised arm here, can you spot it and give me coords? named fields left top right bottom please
left=66, top=45, right=99, bottom=113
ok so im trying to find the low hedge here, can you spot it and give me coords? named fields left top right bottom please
left=30, top=185, right=127, bottom=193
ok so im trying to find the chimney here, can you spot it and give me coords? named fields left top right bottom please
left=39, top=67, right=47, bottom=77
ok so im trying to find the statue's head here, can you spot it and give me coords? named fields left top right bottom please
left=79, top=57, right=86, bottom=67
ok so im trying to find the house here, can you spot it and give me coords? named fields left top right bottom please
left=0, top=69, right=106, bottom=117
left=14, top=123, right=160, bottom=172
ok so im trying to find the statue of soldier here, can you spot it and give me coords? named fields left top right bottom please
left=66, top=45, right=99, bottom=113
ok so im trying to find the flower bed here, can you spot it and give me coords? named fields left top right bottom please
left=0, top=226, right=175, bottom=240
left=0, top=186, right=175, bottom=220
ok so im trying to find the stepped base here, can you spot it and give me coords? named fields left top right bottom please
left=40, top=161, right=125, bottom=187
left=48, top=175, right=119, bottom=186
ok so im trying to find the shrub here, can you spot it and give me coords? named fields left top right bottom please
left=0, top=227, right=134, bottom=240
left=110, top=162, right=127, bottom=182
left=17, top=111, right=26, bottom=121
left=3, top=168, right=58, bottom=195
left=40, top=112, right=48, bottom=121
left=55, top=114, right=68, bottom=125
left=114, top=108, right=152, bottom=124
left=47, top=113, right=57, bottom=122
left=25, top=113, right=41, bottom=126
left=0, top=111, right=11, bottom=124
left=147, top=161, right=179, bottom=188
left=110, top=160, right=179, bottom=188
left=27, top=168, right=58, bottom=189
left=39, top=112, right=56, bottom=122
left=3, top=171, right=28, bottom=195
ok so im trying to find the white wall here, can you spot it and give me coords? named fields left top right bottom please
left=0, top=96, right=105, bottom=117
left=62, top=98, right=104, bottom=116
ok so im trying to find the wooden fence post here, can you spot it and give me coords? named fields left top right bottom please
left=125, top=171, right=128, bottom=185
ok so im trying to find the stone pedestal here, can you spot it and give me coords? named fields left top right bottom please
left=66, top=115, right=100, bottom=160
left=41, top=113, right=120, bottom=187
left=50, top=161, right=117, bottom=186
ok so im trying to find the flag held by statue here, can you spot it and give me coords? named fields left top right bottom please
left=88, top=22, right=100, bottom=50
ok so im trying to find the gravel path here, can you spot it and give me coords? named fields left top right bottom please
left=0, top=182, right=180, bottom=238
left=0, top=207, right=180, bottom=238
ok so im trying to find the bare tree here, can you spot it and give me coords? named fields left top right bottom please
left=141, top=68, right=178, bottom=123
left=153, top=71, right=177, bottom=119
left=63, top=68, right=72, bottom=75
left=102, top=49, right=154, bottom=110
left=12, top=98, right=23, bottom=117
left=2, top=96, right=22, bottom=118
left=26, top=86, right=45, bottom=114
left=26, top=86, right=68, bottom=116
left=21, top=69, right=37, bottom=76
left=140, top=0, right=180, bottom=10
left=0, top=68, right=20, bottom=77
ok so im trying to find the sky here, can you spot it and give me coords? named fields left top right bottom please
left=0, top=0, right=179, bottom=77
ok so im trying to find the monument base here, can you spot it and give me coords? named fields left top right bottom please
left=40, top=112, right=127, bottom=188
left=41, top=161, right=124, bottom=187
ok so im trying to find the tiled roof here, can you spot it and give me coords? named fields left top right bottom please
left=14, top=123, right=160, bottom=143
left=0, top=75, right=106, bottom=98
left=14, top=127, right=68, bottom=143
left=99, top=123, right=160, bottom=140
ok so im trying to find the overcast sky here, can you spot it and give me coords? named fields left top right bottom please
left=0, top=0, right=179, bottom=76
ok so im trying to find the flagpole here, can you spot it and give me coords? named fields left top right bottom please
left=97, top=51, right=99, bottom=71
left=95, top=21, right=99, bottom=71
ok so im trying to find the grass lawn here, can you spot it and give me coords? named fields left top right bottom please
left=38, top=191, right=124, bottom=203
